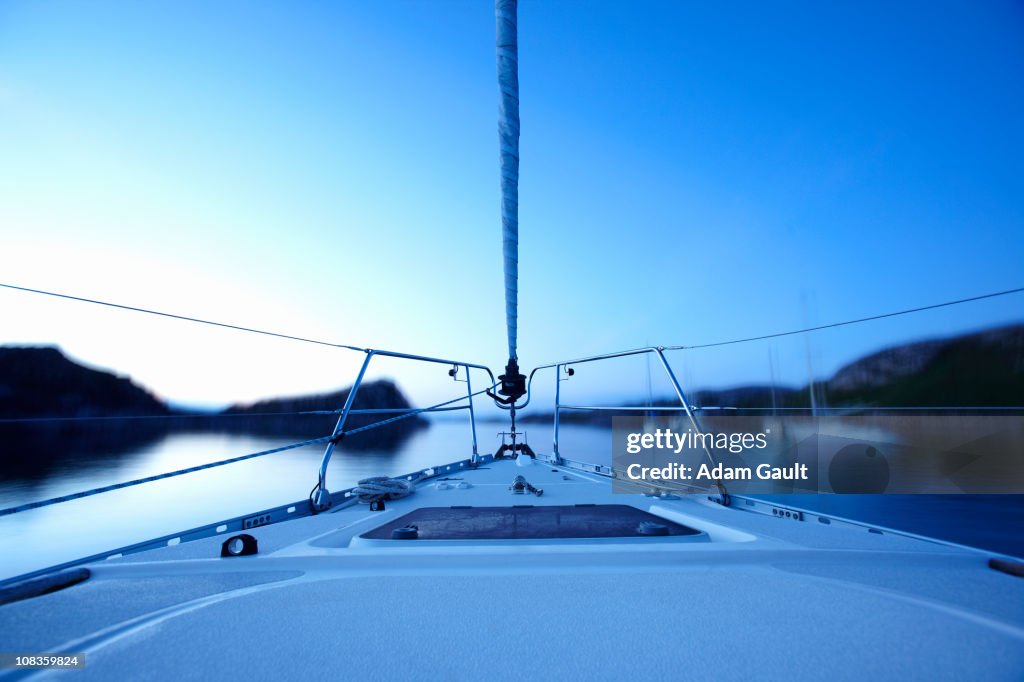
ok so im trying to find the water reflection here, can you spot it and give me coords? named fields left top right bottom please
left=0, top=423, right=167, bottom=482
left=0, top=419, right=502, bottom=580
left=0, top=411, right=427, bottom=484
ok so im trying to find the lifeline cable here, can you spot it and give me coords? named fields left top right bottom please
left=667, top=286, right=1024, bottom=351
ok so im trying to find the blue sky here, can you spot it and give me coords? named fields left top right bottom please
left=1, top=1, right=1022, bottom=412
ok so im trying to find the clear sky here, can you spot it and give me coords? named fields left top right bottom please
left=1, top=1, right=1022, bottom=413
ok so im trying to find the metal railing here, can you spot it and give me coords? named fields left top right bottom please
left=0, top=339, right=500, bottom=583
left=0, top=345, right=497, bottom=518
left=520, top=346, right=719, bottom=473
left=311, top=347, right=497, bottom=510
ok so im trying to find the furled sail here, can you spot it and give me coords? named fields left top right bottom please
left=496, top=0, right=520, bottom=363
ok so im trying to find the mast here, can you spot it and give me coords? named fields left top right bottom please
left=496, top=0, right=520, bottom=367
left=492, top=0, right=528, bottom=458
left=495, top=0, right=527, bottom=412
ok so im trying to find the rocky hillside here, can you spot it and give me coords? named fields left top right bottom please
left=696, top=323, right=1024, bottom=410
left=524, top=323, right=1024, bottom=422
left=216, top=380, right=428, bottom=447
left=0, top=347, right=427, bottom=476
left=824, top=324, right=1023, bottom=407
left=0, top=347, right=167, bottom=418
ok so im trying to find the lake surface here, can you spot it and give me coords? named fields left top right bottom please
left=1, top=421, right=1021, bottom=581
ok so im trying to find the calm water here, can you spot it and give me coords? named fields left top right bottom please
left=0, top=422, right=604, bottom=580
left=1, top=421, right=1020, bottom=581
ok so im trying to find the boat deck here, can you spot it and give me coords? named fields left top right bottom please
left=1, top=456, right=1022, bottom=681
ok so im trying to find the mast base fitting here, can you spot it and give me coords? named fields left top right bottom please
left=499, top=358, right=527, bottom=402
left=312, top=487, right=333, bottom=513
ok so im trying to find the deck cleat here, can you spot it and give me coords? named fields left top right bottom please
left=509, top=475, right=543, bottom=496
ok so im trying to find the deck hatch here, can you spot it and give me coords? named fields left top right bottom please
left=360, top=504, right=702, bottom=540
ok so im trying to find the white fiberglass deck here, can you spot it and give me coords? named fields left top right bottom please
left=1, top=456, right=1022, bottom=681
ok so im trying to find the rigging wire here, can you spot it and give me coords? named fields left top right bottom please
left=0, top=435, right=335, bottom=517
left=0, top=406, right=470, bottom=425
left=0, top=282, right=365, bottom=352
left=0, top=410, right=341, bottom=424
left=665, top=286, right=1024, bottom=351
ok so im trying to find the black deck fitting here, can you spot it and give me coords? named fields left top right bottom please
left=495, top=442, right=537, bottom=459
left=499, top=358, right=527, bottom=402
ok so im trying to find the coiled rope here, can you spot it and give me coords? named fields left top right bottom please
left=351, top=476, right=416, bottom=503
